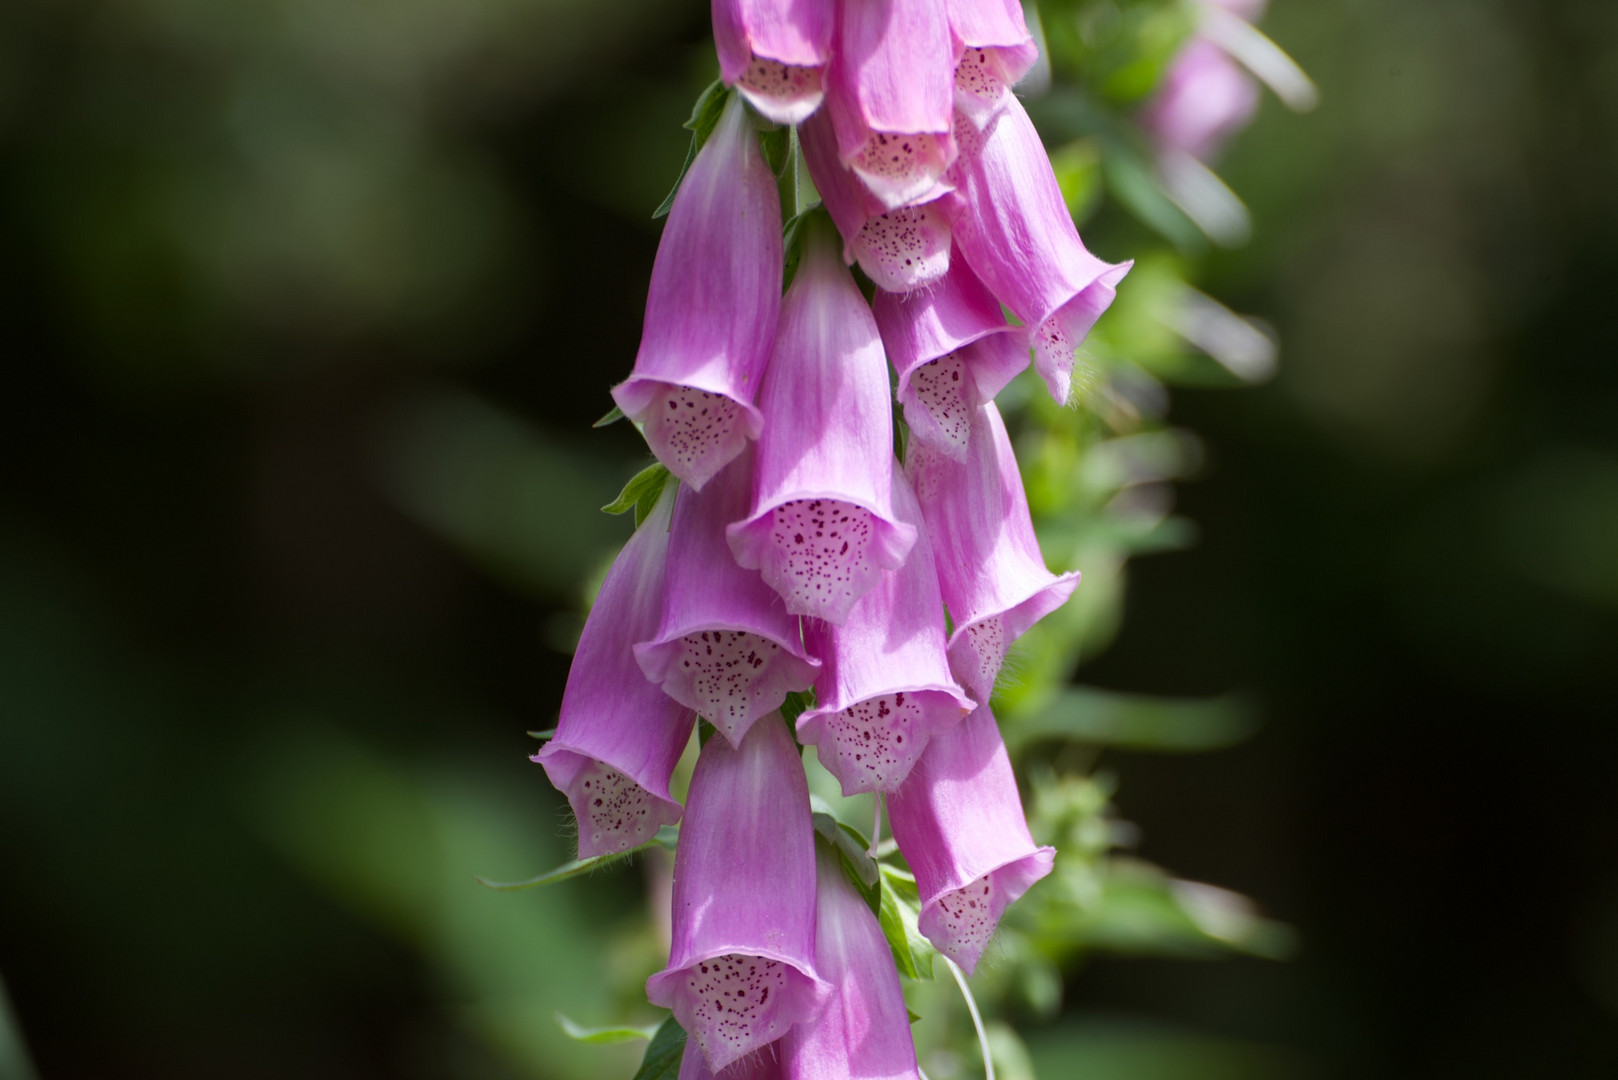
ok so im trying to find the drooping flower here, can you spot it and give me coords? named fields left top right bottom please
left=728, top=215, right=916, bottom=625
left=824, top=0, right=956, bottom=209
left=887, top=705, right=1055, bottom=974
left=871, top=250, right=1029, bottom=459
left=945, top=0, right=1038, bottom=126
left=780, top=842, right=923, bottom=1080
left=611, top=93, right=781, bottom=490
left=799, top=107, right=959, bottom=294
left=1138, top=37, right=1261, bottom=163
left=533, top=486, right=696, bottom=858
left=797, top=470, right=973, bottom=796
left=949, top=95, right=1131, bottom=404
left=712, top=0, right=834, bottom=124
left=905, top=401, right=1078, bottom=704
left=635, top=448, right=820, bottom=748
left=646, top=716, right=831, bottom=1071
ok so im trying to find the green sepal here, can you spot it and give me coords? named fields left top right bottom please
left=554, top=1013, right=662, bottom=1044
left=878, top=864, right=936, bottom=980
left=474, top=824, right=677, bottom=891
left=592, top=405, right=625, bottom=428
left=602, top=463, right=673, bottom=527
left=779, top=689, right=815, bottom=727
left=652, top=81, right=731, bottom=219
left=526, top=728, right=556, bottom=741
left=630, top=1016, right=687, bottom=1080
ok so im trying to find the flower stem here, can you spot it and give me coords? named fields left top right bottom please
left=943, top=955, right=995, bottom=1080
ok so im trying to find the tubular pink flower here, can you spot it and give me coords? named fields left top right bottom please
left=945, top=0, right=1039, bottom=126
left=611, top=94, right=781, bottom=491
left=534, top=489, right=696, bottom=859
left=825, top=0, right=956, bottom=209
left=780, top=843, right=924, bottom=1080
left=797, top=471, right=973, bottom=795
left=647, top=717, right=832, bottom=1072
left=871, top=251, right=1029, bottom=459
left=950, top=96, right=1132, bottom=404
left=799, top=107, right=960, bottom=294
left=887, top=705, right=1055, bottom=974
left=635, top=449, right=820, bottom=748
left=678, top=1039, right=783, bottom=1080
left=712, top=0, right=833, bottom=124
left=905, top=401, right=1078, bottom=703
left=727, top=220, right=917, bottom=626
left=1138, top=38, right=1261, bottom=162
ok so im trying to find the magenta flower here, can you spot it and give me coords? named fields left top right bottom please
left=871, top=250, right=1029, bottom=459
left=824, top=0, right=956, bottom=209
left=945, top=0, right=1038, bottom=126
left=1138, top=37, right=1261, bottom=163
left=950, top=96, right=1131, bottom=404
left=712, top=0, right=833, bottom=124
left=728, top=218, right=917, bottom=625
left=796, top=471, right=974, bottom=796
left=533, top=489, right=696, bottom=859
left=905, top=401, right=1078, bottom=704
left=647, top=716, right=831, bottom=1072
left=635, top=449, right=820, bottom=748
left=611, top=93, right=781, bottom=491
left=781, top=842, right=923, bottom=1080
left=800, top=107, right=960, bottom=294
left=887, top=705, right=1055, bottom=973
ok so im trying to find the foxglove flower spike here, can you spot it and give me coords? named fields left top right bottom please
left=612, top=93, right=781, bottom=490
left=647, top=716, right=831, bottom=1071
left=534, top=486, right=696, bottom=859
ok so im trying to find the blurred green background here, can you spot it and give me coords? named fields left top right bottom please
left=3, top=0, right=1617, bottom=1077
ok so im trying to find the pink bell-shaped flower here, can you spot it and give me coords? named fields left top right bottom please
left=647, top=716, right=832, bottom=1071
left=887, top=705, right=1055, bottom=973
left=1139, top=38, right=1261, bottom=163
left=824, top=0, right=956, bottom=209
left=780, top=842, right=924, bottom=1080
left=800, top=107, right=959, bottom=294
left=797, top=470, right=973, bottom=795
left=945, top=0, right=1039, bottom=127
left=533, top=488, right=696, bottom=858
left=871, top=250, right=1029, bottom=458
left=636, top=449, right=821, bottom=747
left=612, top=93, right=781, bottom=490
left=950, top=96, right=1132, bottom=404
left=728, top=215, right=917, bottom=625
left=712, top=0, right=834, bottom=124
left=905, top=401, right=1078, bottom=704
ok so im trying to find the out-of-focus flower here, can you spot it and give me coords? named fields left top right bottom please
left=635, top=449, right=820, bottom=747
left=781, top=842, right=924, bottom=1079
left=1138, top=37, right=1261, bottom=163
left=872, top=250, right=1028, bottom=459
left=797, top=470, right=974, bottom=796
left=612, top=94, right=781, bottom=491
left=712, top=0, right=834, bottom=124
left=888, top=705, right=1055, bottom=973
left=728, top=215, right=916, bottom=625
left=534, top=487, right=695, bottom=858
left=906, top=401, right=1078, bottom=704
left=949, top=96, right=1131, bottom=404
left=647, top=716, right=831, bottom=1071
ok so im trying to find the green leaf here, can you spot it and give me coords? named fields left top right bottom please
left=630, top=1017, right=687, bottom=1080
left=878, top=865, right=936, bottom=979
left=1005, top=688, right=1258, bottom=754
left=555, top=1013, right=661, bottom=1044
left=527, top=728, right=556, bottom=740
left=652, top=81, right=731, bottom=219
left=779, top=689, right=815, bottom=727
left=475, top=825, right=676, bottom=891
left=812, top=811, right=879, bottom=896
left=592, top=405, right=625, bottom=428
left=601, top=463, right=672, bottom=527
left=1101, top=145, right=1205, bottom=252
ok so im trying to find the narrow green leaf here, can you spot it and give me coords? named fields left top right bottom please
left=475, top=825, right=676, bottom=891
left=592, top=405, right=625, bottom=428
left=879, top=865, right=936, bottom=980
left=602, top=463, right=671, bottom=521
left=779, top=689, right=815, bottom=727
left=1004, top=688, right=1258, bottom=753
left=526, top=728, right=556, bottom=740
left=811, top=810, right=880, bottom=895
left=652, top=82, right=731, bottom=219
left=631, top=1017, right=688, bottom=1080
left=555, top=1013, right=661, bottom=1044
